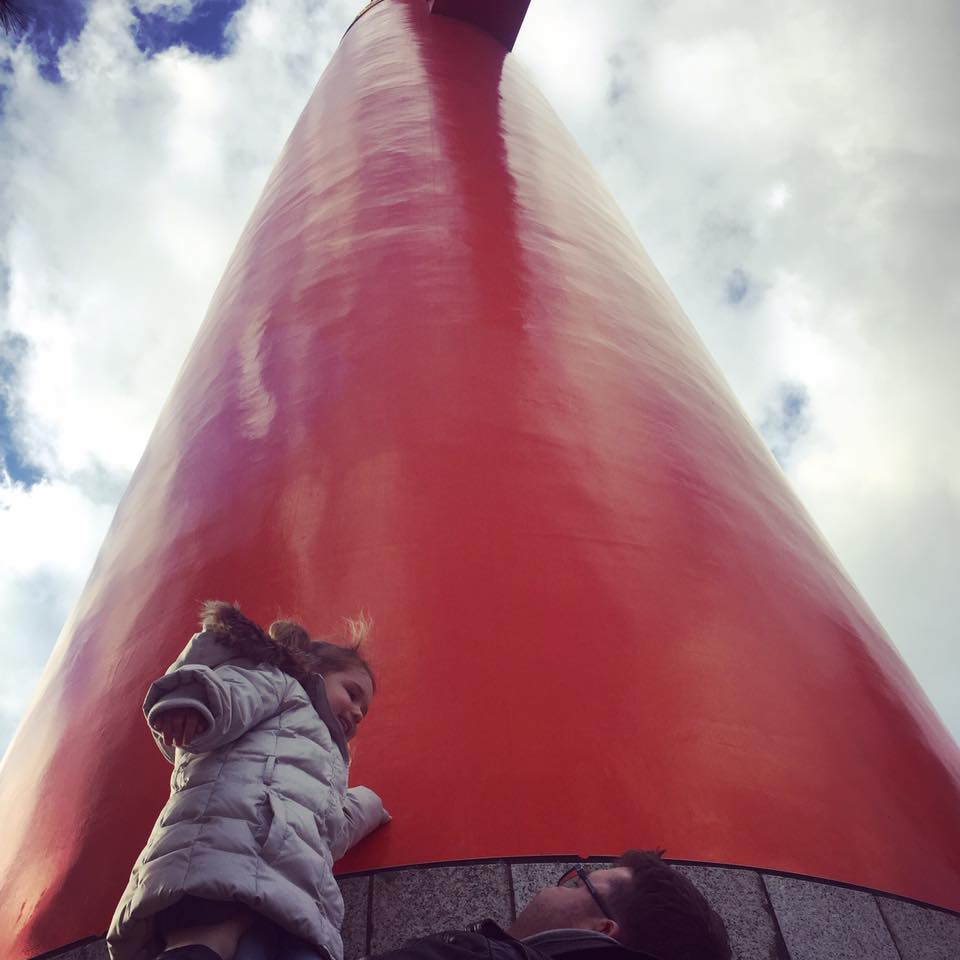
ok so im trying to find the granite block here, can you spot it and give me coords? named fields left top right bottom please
left=339, top=874, right=371, bottom=960
left=510, top=861, right=614, bottom=916
left=875, top=895, right=960, bottom=960
left=675, top=865, right=784, bottom=960
left=510, top=861, right=579, bottom=916
left=371, top=863, right=512, bottom=953
left=763, top=874, right=899, bottom=960
left=40, top=939, right=108, bottom=960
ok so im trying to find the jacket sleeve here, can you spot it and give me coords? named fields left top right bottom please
left=331, top=786, right=390, bottom=859
left=143, top=659, right=290, bottom=759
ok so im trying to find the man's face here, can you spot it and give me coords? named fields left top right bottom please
left=507, top=867, right=632, bottom=940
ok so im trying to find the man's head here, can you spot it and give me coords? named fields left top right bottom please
left=507, top=851, right=731, bottom=960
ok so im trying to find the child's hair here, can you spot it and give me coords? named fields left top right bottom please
left=199, top=601, right=375, bottom=693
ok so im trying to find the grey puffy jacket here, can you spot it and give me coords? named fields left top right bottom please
left=107, top=630, right=387, bottom=960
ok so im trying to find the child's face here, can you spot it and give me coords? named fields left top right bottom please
left=323, top=665, right=374, bottom=741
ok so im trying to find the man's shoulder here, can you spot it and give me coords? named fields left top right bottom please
left=523, top=930, right=656, bottom=960
left=465, top=922, right=659, bottom=960
left=374, top=922, right=658, bottom=960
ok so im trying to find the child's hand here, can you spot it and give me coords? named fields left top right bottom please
left=154, top=707, right=207, bottom=747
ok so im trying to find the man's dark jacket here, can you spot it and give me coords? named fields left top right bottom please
left=367, top=919, right=661, bottom=960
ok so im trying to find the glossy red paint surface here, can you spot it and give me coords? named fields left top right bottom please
left=1, top=2, right=958, bottom=956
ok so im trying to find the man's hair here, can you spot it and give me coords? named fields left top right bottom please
left=605, top=850, right=731, bottom=960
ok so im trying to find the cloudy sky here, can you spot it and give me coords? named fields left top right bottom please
left=0, top=0, right=957, bottom=756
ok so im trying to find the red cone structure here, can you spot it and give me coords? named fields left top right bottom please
left=1, top=2, right=958, bottom=957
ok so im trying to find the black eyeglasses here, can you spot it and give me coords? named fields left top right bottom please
left=557, top=865, right=616, bottom=922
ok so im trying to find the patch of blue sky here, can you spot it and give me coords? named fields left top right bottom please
left=133, top=0, right=246, bottom=58
left=0, top=58, right=11, bottom=115
left=0, top=434, right=45, bottom=487
left=7, top=0, right=89, bottom=84
left=760, top=382, right=811, bottom=467
left=725, top=267, right=750, bottom=305
left=0, top=332, right=45, bottom=489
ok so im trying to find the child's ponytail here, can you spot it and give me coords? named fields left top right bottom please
left=268, top=619, right=313, bottom=651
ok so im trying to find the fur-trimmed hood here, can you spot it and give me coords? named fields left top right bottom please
left=190, top=602, right=350, bottom=763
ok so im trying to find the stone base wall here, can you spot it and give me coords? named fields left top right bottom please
left=42, top=859, right=960, bottom=960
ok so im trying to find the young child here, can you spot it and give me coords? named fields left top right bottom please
left=107, top=602, right=389, bottom=960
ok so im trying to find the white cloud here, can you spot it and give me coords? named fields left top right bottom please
left=134, top=0, right=195, bottom=19
left=0, top=480, right=116, bottom=747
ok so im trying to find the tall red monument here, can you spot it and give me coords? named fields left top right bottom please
left=1, top=2, right=957, bottom=958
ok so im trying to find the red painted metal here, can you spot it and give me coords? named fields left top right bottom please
left=1, top=1, right=958, bottom=956
left=428, top=0, right=531, bottom=50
